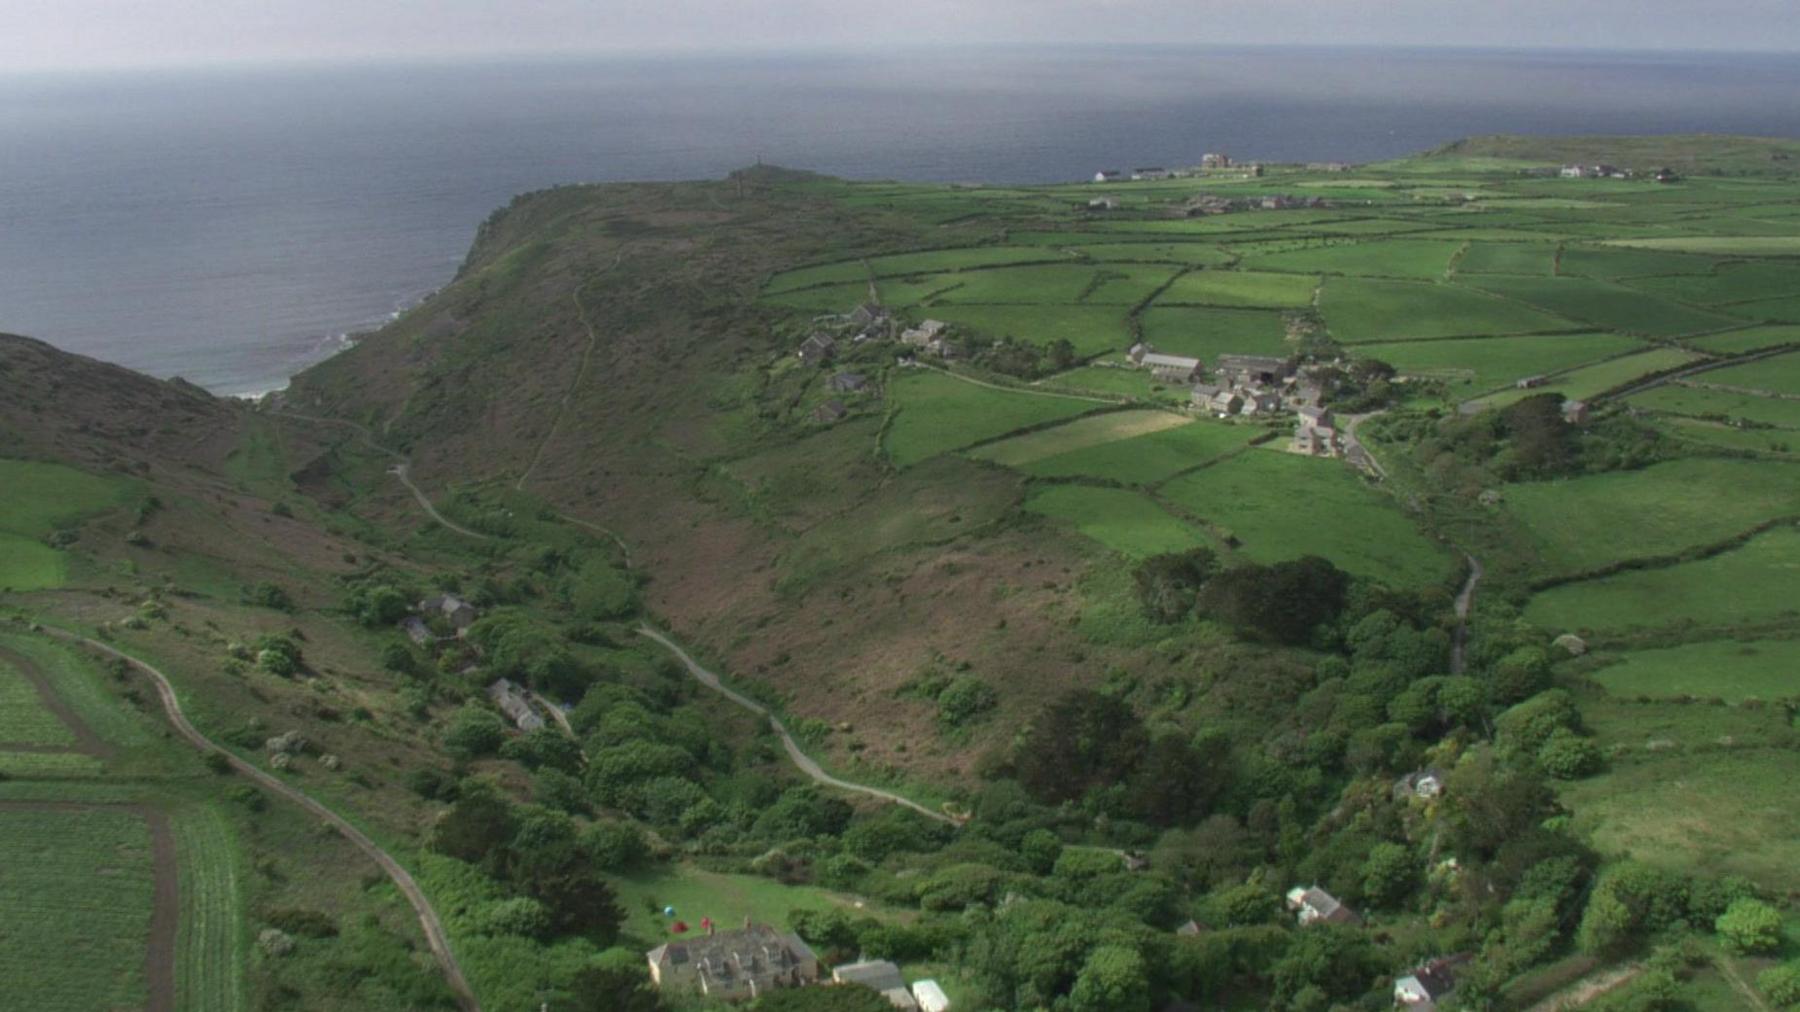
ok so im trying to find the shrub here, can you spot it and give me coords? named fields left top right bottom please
left=1716, top=898, right=1784, bottom=955
left=1538, top=728, right=1602, bottom=779
left=442, top=705, right=506, bottom=760
left=937, top=676, right=998, bottom=728
left=265, top=908, right=338, bottom=938
left=1757, top=962, right=1800, bottom=1007
left=244, top=581, right=293, bottom=611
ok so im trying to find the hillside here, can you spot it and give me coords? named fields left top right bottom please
left=1426, top=132, right=1800, bottom=174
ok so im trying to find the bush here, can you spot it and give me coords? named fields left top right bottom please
left=265, top=908, right=338, bottom=938
left=1757, top=962, right=1800, bottom=1007
left=1538, top=727, right=1602, bottom=779
left=442, top=705, right=506, bottom=760
left=244, top=582, right=293, bottom=611
left=1716, top=898, right=1784, bottom=955
left=937, top=676, right=998, bottom=728
left=474, top=897, right=552, bottom=939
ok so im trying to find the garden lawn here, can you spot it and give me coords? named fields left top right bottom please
left=1159, top=449, right=1454, bottom=586
left=1137, top=307, right=1293, bottom=361
left=1453, top=242, right=1556, bottom=276
left=922, top=304, right=1131, bottom=357
left=1319, top=278, right=1569, bottom=342
left=0, top=806, right=157, bottom=1010
left=1237, top=238, right=1463, bottom=279
left=1358, top=332, right=1644, bottom=392
left=615, top=864, right=896, bottom=948
left=1467, top=275, right=1746, bottom=337
left=967, top=410, right=1189, bottom=468
left=1015, top=420, right=1263, bottom=485
left=1025, top=486, right=1206, bottom=558
left=1589, top=638, right=1800, bottom=702
left=1502, top=457, right=1800, bottom=577
left=1525, top=525, right=1800, bottom=632
left=884, top=370, right=1102, bottom=467
left=1156, top=269, right=1318, bottom=308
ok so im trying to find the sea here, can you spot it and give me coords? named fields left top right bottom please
left=4, top=45, right=1800, bottom=396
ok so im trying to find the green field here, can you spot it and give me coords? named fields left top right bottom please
left=1590, top=638, right=1800, bottom=702
left=1159, top=449, right=1454, bottom=586
left=615, top=864, right=885, bottom=947
left=1319, top=278, right=1570, bottom=342
left=1697, top=349, right=1800, bottom=394
left=1556, top=244, right=1719, bottom=278
left=1628, top=384, right=1800, bottom=428
left=0, top=806, right=157, bottom=1010
left=1007, top=419, right=1262, bottom=485
left=1526, top=525, right=1800, bottom=632
left=966, top=410, right=1190, bottom=468
left=1024, top=485, right=1207, bottom=559
left=1156, top=269, right=1319, bottom=308
left=1733, top=293, right=1800, bottom=324
left=0, top=459, right=136, bottom=590
left=1502, top=458, right=1800, bottom=576
left=885, top=370, right=1104, bottom=467
left=1136, top=306, right=1293, bottom=360
left=927, top=263, right=1160, bottom=305
left=1073, top=242, right=1236, bottom=266
left=1454, top=242, right=1555, bottom=276
left=1622, top=261, right=1800, bottom=305
left=1359, top=332, right=1645, bottom=392
left=1238, top=238, right=1462, bottom=279
left=1603, top=235, right=1800, bottom=256
left=0, top=635, right=155, bottom=749
left=1470, top=346, right=1702, bottom=409
left=1561, top=750, right=1800, bottom=890
left=172, top=806, right=247, bottom=1012
left=1683, top=323, right=1800, bottom=354
left=1035, top=364, right=1174, bottom=400
left=1467, top=275, right=1746, bottom=336
left=0, top=655, right=77, bottom=746
left=922, top=304, right=1132, bottom=356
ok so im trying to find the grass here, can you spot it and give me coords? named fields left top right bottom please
left=1603, top=236, right=1800, bottom=256
left=613, top=863, right=889, bottom=947
left=1622, top=261, right=1800, bottom=306
left=1237, top=238, right=1463, bottom=279
left=1560, top=749, right=1800, bottom=891
left=1627, top=384, right=1800, bottom=429
left=921, top=304, right=1132, bottom=357
left=1137, top=306, right=1294, bottom=361
left=966, top=410, right=1190, bottom=468
left=0, top=752, right=107, bottom=776
left=1683, top=324, right=1800, bottom=354
left=172, top=805, right=247, bottom=1012
left=0, top=653, right=77, bottom=746
left=0, top=459, right=137, bottom=590
left=1501, top=458, right=1800, bottom=577
left=1466, top=275, right=1747, bottom=337
left=1358, top=332, right=1645, bottom=392
left=1454, top=242, right=1555, bottom=276
left=1013, top=420, right=1263, bottom=485
left=1556, top=244, right=1719, bottom=278
left=0, top=806, right=157, bottom=1010
left=1589, top=638, right=1800, bottom=702
left=1470, top=347, right=1702, bottom=409
left=1732, top=293, right=1800, bottom=324
left=0, top=634, right=156, bottom=748
left=1036, top=364, right=1180, bottom=400
left=1072, top=242, right=1235, bottom=266
left=1155, top=269, right=1319, bottom=308
left=1699, top=349, right=1800, bottom=395
left=1024, top=485, right=1207, bottom=559
left=1525, top=524, right=1800, bottom=632
left=1319, top=278, right=1570, bottom=342
left=885, top=370, right=1106, bottom=468
left=1159, top=449, right=1454, bottom=586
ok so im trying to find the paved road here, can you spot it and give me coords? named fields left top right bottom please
left=41, top=629, right=482, bottom=1012
left=637, top=626, right=960, bottom=826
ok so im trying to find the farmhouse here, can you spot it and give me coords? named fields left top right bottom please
left=1144, top=354, right=1205, bottom=384
left=1176, top=919, right=1210, bottom=935
left=1086, top=197, right=1120, bottom=211
left=1561, top=399, right=1589, bottom=425
left=1216, top=354, right=1294, bottom=387
left=812, top=399, right=849, bottom=424
left=487, top=678, right=545, bottom=732
left=1515, top=374, right=1547, bottom=389
left=421, top=593, right=478, bottom=635
left=1238, top=388, right=1281, bottom=415
left=828, top=372, right=868, bottom=393
left=901, top=319, right=949, bottom=347
left=1131, top=167, right=1172, bottom=181
left=1395, top=767, right=1448, bottom=800
left=1293, top=420, right=1343, bottom=457
left=1394, top=956, right=1468, bottom=1010
left=1286, top=886, right=1361, bottom=927
left=646, top=922, right=821, bottom=1001
left=1200, top=152, right=1232, bottom=169
left=847, top=303, right=890, bottom=328
left=833, top=960, right=918, bottom=1008
left=400, top=616, right=433, bottom=646
left=797, top=332, right=836, bottom=365
left=1558, top=164, right=1587, bottom=179
left=1093, top=169, right=1124, bottom=183
left=912, top=980, right=951, bottom=1012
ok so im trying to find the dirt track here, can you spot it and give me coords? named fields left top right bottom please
left=37, top=629, right=482, bottom=1012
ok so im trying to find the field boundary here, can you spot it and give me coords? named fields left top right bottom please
left=1527, top=513, right=1800, bottom=592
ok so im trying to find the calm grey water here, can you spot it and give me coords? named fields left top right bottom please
left=3, top=46, right=1799, bottom=395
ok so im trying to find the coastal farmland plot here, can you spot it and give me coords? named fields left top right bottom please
left=1318, top=278, right=1569, bottom=341
left=884, top=369, right=1104, bottom=467
left=1361, top=332, right=1646, bottom=392
left=1589, top=638, right=1800, bottom=702
left=1137, top=306, right=1293, bottom=361
left=1453, top=242, right=1555, bottom=276
left=0, top=459, right=136, bottom=591
left=1465, top=275, right=1747, bottom=337
left=965, top=410, right=1191, bottom=469
left=1155, top=269, right=1319, bottom=308
left=921, top=304, right=1133, bottom=356
left=1024, top=485, right=1206, bottom=559
left=1236, top=237, right=1464, bottom=279
left=996, top=418, right=1263, bottom=485
left=1525, top=525, right=1800, bottom=632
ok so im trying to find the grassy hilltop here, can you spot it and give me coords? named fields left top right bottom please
left=5, top=135, right=1800, bottom=1010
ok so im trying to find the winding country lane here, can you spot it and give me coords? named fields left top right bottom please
left=637, top=627, right=961, bottom=826
left=1450, top=552, right=1484, bottom=675
left=38, top=628, right=482, bottom=1012
left=391, top=461, right=491, bottom=540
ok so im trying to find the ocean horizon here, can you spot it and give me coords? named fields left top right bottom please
left=4, top=44, right=1800, bottom=396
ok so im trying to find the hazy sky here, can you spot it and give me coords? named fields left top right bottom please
left=7, top=0, right=1800, bottom=72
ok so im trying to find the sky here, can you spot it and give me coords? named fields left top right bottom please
left=6, top=0, right=1800, bottom=72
